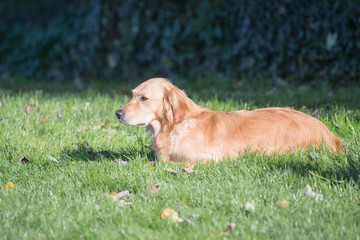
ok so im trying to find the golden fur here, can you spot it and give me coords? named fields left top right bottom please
left=116, top=78, right=343, bottom=162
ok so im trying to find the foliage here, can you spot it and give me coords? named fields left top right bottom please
left=0, top=0, right=359, bottom=83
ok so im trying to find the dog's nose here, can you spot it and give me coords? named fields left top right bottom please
left=115, top=109, right=124, bottom=119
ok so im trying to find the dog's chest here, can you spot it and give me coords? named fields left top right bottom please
left=156, top=119, right=197, bottom=161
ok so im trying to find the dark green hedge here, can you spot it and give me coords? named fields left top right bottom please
left=0, top=0, right=359, bottom=83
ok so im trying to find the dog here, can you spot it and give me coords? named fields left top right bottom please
left=116, top=78, right=343, bottom=162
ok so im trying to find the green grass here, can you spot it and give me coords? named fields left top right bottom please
left=0, top=79, right=359, bottom=239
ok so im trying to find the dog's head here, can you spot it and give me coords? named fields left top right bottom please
left=116, top=78, right=195, bottom=127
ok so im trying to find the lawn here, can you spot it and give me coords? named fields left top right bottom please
left=0, top=79, right=359, bottom=240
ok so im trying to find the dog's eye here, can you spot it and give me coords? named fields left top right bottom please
left=140, top=96, right=148, bottom=101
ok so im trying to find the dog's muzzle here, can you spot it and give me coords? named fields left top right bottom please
left=115, top=109, right=124, bottom=120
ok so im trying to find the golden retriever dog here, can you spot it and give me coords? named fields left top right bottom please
left=116, top=78, right=343, bottom=162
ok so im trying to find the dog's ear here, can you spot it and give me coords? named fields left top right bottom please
left=163, top=87, right=190, bottom=124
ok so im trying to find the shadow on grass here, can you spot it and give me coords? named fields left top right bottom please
left=60, top=143, right=155, bottom=163
left=252, top=144, right=360, bottom=184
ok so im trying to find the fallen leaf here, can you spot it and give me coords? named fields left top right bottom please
left=184, top=162, right=193, bottom=167
left=160, top=208, right=183, bottom=223
left=244, top=201, right=255, bottom=213
left=5, top=182, right=15, bottom=189
left=57, top=111, right=63, bottom=119
left=151, top=181, right=161, bottom=194
left=24, top=104, right=34, bottom=115
left=113, top=159, right=128, bottom=166
left=19, top=156, right=29, bottom=164
left=183, top=165, right=195, bottom=174
left=225, top=223, right=236, bottom=233
left=40, top=117, right=49, bottom=122
left=212, top=222, right=236, bottom=237
left=115, top=190, right=130, bottom=199
left=312, top=109, right=320, bottom=117
left=275, top=200, right=290, bottom=208
left=165, top=168, right=177, bottom=174
left=304, top=184, right=323, bottom=201
left=106, top=190, right=130, bottom=201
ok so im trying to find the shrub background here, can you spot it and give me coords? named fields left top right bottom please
left=0, top=0, right=359, bottom=84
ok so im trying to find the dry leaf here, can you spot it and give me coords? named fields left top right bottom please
left=212, top=223, right=236, bottom=237
left=5, top=182, right=15, bottom=189
left=151, top=181, right=161, bottom=194
left=24, top=104, right=34, bottom=115
left=106, top=190, right=130, bottom=201
left=113, top=159, right=128, bottom=166
left=225, top=223, right=236, bottom=233
left=183, top=165, right=195, bottom=174
left=41, top=117, right=49, bottom=122
left=165, top=168, right=177, bottom=174
left=160, top=208, right=183, bottom=223
left=304, top=184, right=323, bottom=201
left=19, top=156, right=29, bottom=164
left=57, top=111, right=63, bottom=119
left=115, top=190, right=130, bottom=199
left=244, top=201, right=255, bottom=213
left=275, top=200, right=290, bottom=208
left=312, top=109, right=320, bottom=117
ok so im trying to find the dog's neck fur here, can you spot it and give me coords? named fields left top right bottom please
left=147, top=99, right=204, bottom=160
